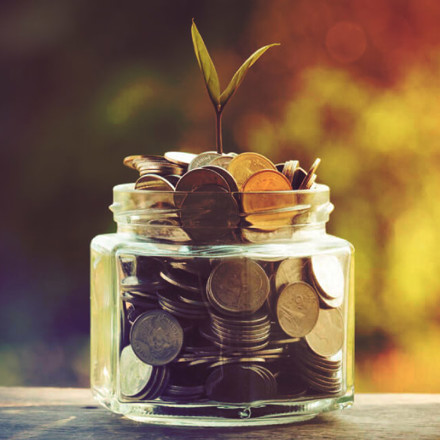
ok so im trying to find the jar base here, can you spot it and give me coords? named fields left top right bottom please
left=98, top=388, right=354, bottom=427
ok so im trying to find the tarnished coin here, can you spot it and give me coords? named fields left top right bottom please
left=188, top=151, right=221, bottom=170
left=130, top=310, right=184, bottom=366
left=305, top=308, right=344, bottom=357
left=164, top=151, right=197, bottom=166
left=207, top=258, right=270, bottom=315
left=120, top=345, right=154, bottom=397
left=228, top=152, right=277, bottom=191
left=310, top=255, right=345, bottom=300
left=135, top=174, right=175, bottom=191
left=276, top=282, right=319, bottom=338
left=202, top=165, right=239, bottom=193
left=209, top=154, right=236, bottom=169
left=291, top=167, right=307, bottom=189
left=180, top=185, right=240, bottom=243
left=275, top=258, right=308, bottom=292
left=163, top=174, right=181, bottom=186
left=174, top=168, right=230, bottom=207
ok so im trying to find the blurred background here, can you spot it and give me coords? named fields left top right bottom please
left=1, top=0, right=439, bottom=391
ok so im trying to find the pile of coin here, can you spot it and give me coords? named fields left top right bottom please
left=118, top=249, right=348, bottom=404
left=123, top=150, right=321, bottom=243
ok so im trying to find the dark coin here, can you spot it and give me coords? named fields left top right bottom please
left=180, top=185, right=240, bottom=243
left=202, top=165, right=239, bottom=193
left=207, top=259, right=270, bottom=315
left=291, top=167, right=307, bottom=189
left=174, top=168, right=230, bottom=207
left=163, top=174, right=181, bottom=186
left=130, top=310, right=184, bottom=366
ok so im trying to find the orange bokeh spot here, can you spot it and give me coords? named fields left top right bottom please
left=326, top=21, right=367, bottom=64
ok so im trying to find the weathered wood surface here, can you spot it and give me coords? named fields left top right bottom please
left=0, top=388, right=439, bottom=440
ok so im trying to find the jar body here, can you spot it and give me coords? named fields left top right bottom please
left=91, top=225, right=354, bottom=426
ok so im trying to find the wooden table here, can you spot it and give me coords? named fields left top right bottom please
left=0, top=388, right=439, bottom=440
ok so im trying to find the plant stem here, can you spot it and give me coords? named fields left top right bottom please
left=216, top=108, right=223, bottom=154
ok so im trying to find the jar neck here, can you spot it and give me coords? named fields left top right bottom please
left=110, top=183, right=333, bottom=245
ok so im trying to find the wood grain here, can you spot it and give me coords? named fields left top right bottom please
left=0, top=388, right=439, bottom=440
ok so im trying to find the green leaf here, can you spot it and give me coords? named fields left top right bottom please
left=191, top=20, right=221, bottom=107
left=219, top=43, right=280, bottom=107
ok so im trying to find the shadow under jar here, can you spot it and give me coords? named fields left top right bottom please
left=90, top=183, right=354, bottom=426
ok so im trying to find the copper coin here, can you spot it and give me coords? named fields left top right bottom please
left=305, top=308, right=344, bottom=357
left=207, top=258, right=270, bottom=315
left=130, top=310, right=184, bottom=366
left=276, top=282, right=319, bottom=338
left=228, top=152, right=277, bottom=191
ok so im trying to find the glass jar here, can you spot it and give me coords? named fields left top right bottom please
left=90, top=183, right=354, bottom=426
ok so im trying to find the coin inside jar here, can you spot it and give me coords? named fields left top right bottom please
left=304, top=308, right=344, bottom=357
left=309, top=255, right=345, bottom=300
left=276, top=282, right=319, bottom=338
left=188, top=151, right=221, bottom=170
left=135, top=174, right=175, bottom=191
left=275, top=258, right=308, bottom=292
left=206, top=258, right=270, bottom=315
left=130, top=310, right=184, bottom=366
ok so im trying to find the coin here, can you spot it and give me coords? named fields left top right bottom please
left=135, top=174, right=175, bottom=191
left=299, top=158, right=321, bottom=189
left=241, top=170, right=296, bottom=231
left=291, top=167, right=307, bottom=189
left=164, top=151, right=197, bottom=166
left=275, top=258, right=308, bottom=292
left=202, top=165, right=239, bottom=193
left=188, top=151, right=221, bottom=170
left=130, top=310, right=184, bottom=366
left=282, top=160, right=299, bottom=183
left=209, top=154, right=236, bottom=169
left=310, top=255, right=344, bottom=300
left=305, top=308, right=344, bottom=357
left=120, top=345, right=154, bottom=397
left=174, top=168, right=230, bottom=207
left=207, top=258, right=270, bottom=315
left=276, top=282, right=319, bottom=338
left=228, top=152, right=277, bottom=191
left=180, top=185, right=240, bottom=243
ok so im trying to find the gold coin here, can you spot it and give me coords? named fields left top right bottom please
left=241, top=169, right=296, bottom=230
left=228, top=152, right=277, bottom=191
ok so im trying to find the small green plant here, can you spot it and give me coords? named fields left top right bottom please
left=191, top=19, right=279, bottom=154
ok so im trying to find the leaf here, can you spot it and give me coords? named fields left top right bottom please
left=191, top=20, right=221, bottom=107
left=219, top=43, right=280, bottom=107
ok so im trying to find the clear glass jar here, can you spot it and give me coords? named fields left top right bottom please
left=90, top=183, right=354, bottom=426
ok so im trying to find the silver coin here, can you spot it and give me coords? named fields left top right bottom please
left=164, top=151, right=197, bottom=166
left=120, top=345, right=154, bottom=397
left=275, top=258, right=308, bottom=292
left=208, top=154, right=236, bottom=169
left=310, top=255, right=345, bottom=300
left=134, top=174, right=175, bottom=191
left=188, top=151, right=221, bottom=170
